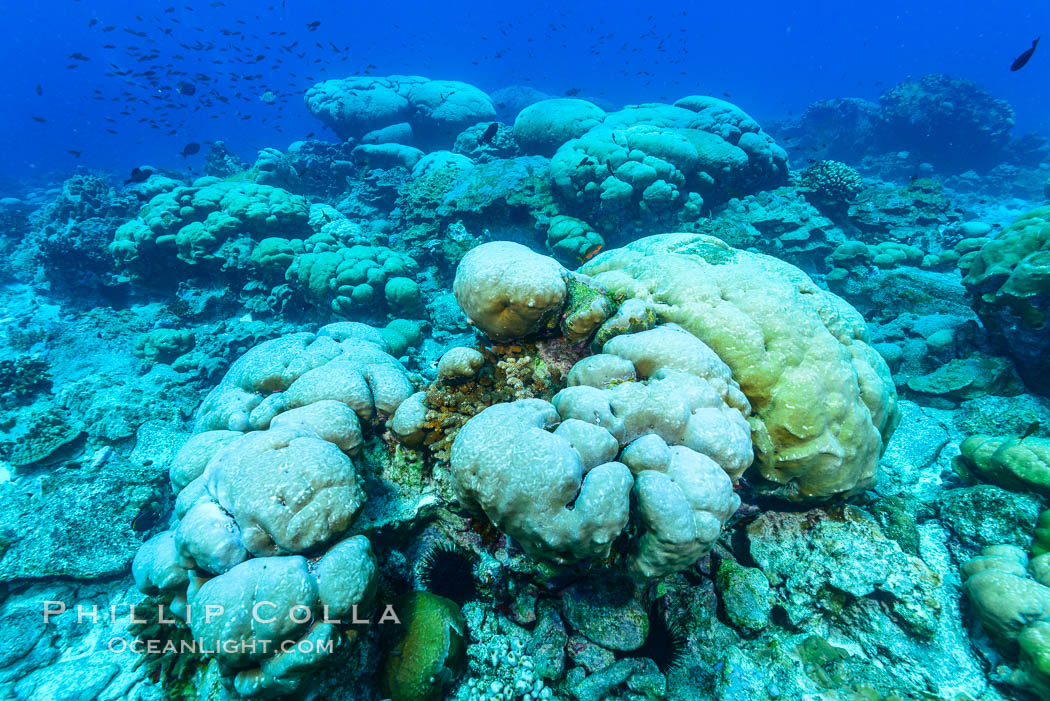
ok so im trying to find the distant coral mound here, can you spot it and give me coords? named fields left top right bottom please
left=878, top=73, right=1014, bottom=171
left=304, top=74, right=496, bottom=150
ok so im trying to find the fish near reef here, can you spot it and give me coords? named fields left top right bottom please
left=124, top=167, right=153, bottom=184
left=479, top=122, right=498, bottom=143
left=1011, top=38, right=1039, bottom=71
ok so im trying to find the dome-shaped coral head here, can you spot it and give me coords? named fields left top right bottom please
left=449, top=323, right=751, bottom=579
left=798, top=159, right=864, bottom=213
left=581, top=233, right=899, bottom=503
left=453, top=241, right=569, bottom=342
left=443, top=235, right=896, bottom=580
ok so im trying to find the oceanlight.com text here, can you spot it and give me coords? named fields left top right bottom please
left=107, top=636, right=337, bottom=656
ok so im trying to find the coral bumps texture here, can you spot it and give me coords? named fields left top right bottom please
left=549, top=98, right=787, bottom=227
left=11, top=49, right=1050, bottom=701
left=963, top=206, right=1050, bottom=395
left=962, top=541, right=1050, bottom=696
left=132, top=322, right=416, bottom=696
left=111, top=178, right=310, bottom=275
left=582, top=233, right=899, bottom=500
left=450, top=325, right=751, bottom=578
left=304, top=74, right=497, bottom=149
left=446, top=235, right=897, bottom=582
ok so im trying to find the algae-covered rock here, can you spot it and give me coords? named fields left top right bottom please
left=866, top=495, right=923, bottom=556
left=747, top=506, right=941, bottom=637
left=715, top=558, right=774, bottom=635
left=0, top=428, right=165, bottom=581
left=382, top=592, right=465, bottom=701
left=937, top=485, right=1042, bottom=559
left=566, top=657, right=665, bottom=701
left=2, top=407, right=82, bottom=467
left=561, top=578, right=649, bottom=651
left=905, top=354, right=1023, bottom=404
left=955, top=393, right=1050, bottom=437
left=134, top=329, right=195, bottom=365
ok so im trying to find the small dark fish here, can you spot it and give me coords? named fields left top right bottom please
left=564, top=87, right=581, bottom=96
left=68, top=52, right=91, bottom=61
left=479, top=122, right=499, bottom=143
left=180, top=141, right=201, bottom=157
left=1023, top=421, right=1041, bottom=439
left=124, top=166, right=153, bottom=184
left=131, top=506, right=158, bottom=532
left=178, top=80, right=196, bottom=95
left=68, top=150, right=82, bottom=158
left=321, top=210, right=332, bottom=224
left=1011, top=38, right=1039, bottom=71
left=35, top=83, right=42, bottom=96
left=88, top=17, right=98, bottom=27
left=306, top=20, right=320, bottom=31
left=31, top=115, right=47, bottom=122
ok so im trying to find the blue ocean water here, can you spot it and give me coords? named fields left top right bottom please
left=2, top=0, right=1047, bottom=180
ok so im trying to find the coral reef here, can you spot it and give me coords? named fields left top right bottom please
left=130, top=323, right=420, bottom=696
left=450, top=323, right=751, bottom=577
left=7, top=57, right=1050, bottom=701
left=381, top=592, right=466, bottom=701
left=877, top=73, right=1015, bottom=171
left=284, top=238, right=422, bottom=318
left=545, top=214, right=604, bottom=265
left=954, top=433, right=1050, bottom=497
left=304, top=75, right=496, bottom=149
left=415, top=236, right=896, bottom=583
left=0, top=354, right=51, bottom=406
left=962, top=206, right=1050, bottom=395
left=512, top=98, right=606, bottom=157
left=111, top=178, right=310, bottom=282
left=583, top=233, right=899, bottom=501
left=549, top=99, right=788, bottom=232
left=797, top=159, right=864, bottom=214
left=962, top=538, right=1050, bottom=696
